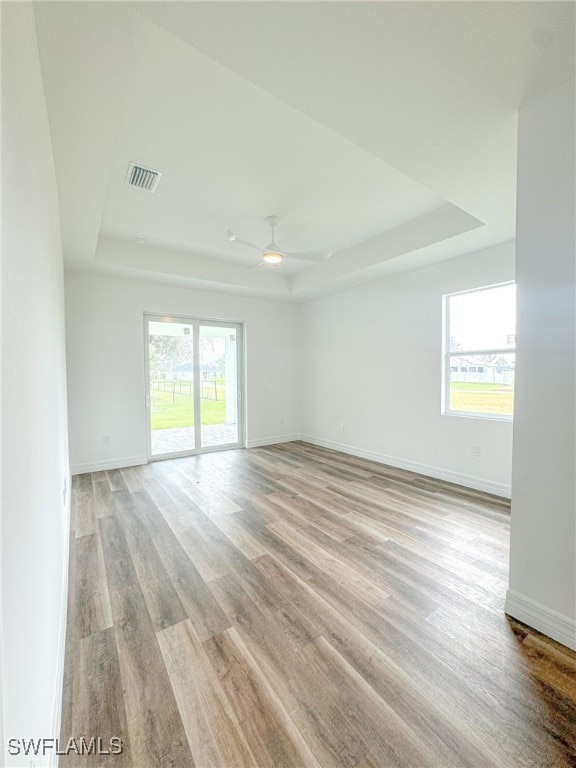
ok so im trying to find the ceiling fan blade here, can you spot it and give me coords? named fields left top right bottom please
left=234, top=236, right=262, bottom=252
left=227, top=228, right=263, bottom=252
left=284, top=251, right=333, bottom=263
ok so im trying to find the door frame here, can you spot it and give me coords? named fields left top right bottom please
left=144, top=313, right=245, bottom=461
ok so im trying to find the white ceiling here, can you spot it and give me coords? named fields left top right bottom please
left=34, top=2, right=575, bottom=301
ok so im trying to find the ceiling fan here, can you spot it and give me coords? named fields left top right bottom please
left=227, top=215, right=332, bottom=267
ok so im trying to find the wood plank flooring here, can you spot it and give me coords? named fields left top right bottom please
left=61, top=442, right=576, bottom=768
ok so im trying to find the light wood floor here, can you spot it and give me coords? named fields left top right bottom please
left=62, top=442, right=576, bottom=768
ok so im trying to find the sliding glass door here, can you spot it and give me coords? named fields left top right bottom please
left=199, top=323, right=240, bottom=448
left=145, top=315, right=243, bottom=459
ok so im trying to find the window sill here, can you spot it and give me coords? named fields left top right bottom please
left=442, top=410, right=513, bottom=423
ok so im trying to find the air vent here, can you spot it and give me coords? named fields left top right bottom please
left=125, top=162, right=162, bottom=193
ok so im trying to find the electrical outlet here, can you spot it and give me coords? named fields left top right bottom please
left=103, top=434, right=110, bottom=445
left=339, top=421, right=346, bottom=431
left=471, top=445, right=481, bottom=457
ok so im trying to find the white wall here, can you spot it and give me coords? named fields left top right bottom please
left=1, top=4, right=70, bottom=766
left=301, top=241, right=515, bottom=497
left=506, top=78, right=576, bottom=650
left=65, top=273, right=301, bottom=472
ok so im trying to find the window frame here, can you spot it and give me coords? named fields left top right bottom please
left=442, top=281, right=515, bottom=422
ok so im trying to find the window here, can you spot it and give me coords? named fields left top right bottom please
left=443, top=282, right=516, bottom=419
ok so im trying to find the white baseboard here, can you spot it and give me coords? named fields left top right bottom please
left=246, top=434, right=301, bottom=449
left=70, top=438, right=511, bottom=500
left=505, top=589, right=576, bottom=651
left=70, top=455, right=147, bottom=475
left=300, top=434, right=511, bottom=498
left=51, top=492, right=71, bottom=767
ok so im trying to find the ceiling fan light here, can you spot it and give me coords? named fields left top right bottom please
left=262, top=251, right=283, bottom=265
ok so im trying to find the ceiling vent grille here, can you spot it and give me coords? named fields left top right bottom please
left=125, top=162, right=162, bottom=193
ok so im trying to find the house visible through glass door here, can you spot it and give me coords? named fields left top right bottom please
left=145, top=315, right=243, bottom=458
